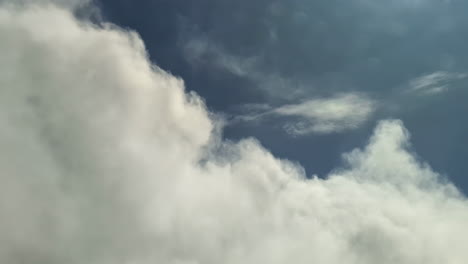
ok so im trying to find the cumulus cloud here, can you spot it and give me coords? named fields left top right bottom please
left=1, top=3, right=468, bottom=264
left=408, top=71, right=468, bottom=95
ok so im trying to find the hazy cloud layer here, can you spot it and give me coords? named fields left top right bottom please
left=1, top=3, right=468, bottom=264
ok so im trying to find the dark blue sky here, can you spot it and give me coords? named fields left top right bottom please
left=95, top=0, right=468, bottom=193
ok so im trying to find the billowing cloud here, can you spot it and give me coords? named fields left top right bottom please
left=1, top=3, right=468, bottom=264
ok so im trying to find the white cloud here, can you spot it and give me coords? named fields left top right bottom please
left=0, top=0, right=89, bottom=9
left=269, top=94, right=375, bottom=135
left=1, top=3, right=468, bottom=264
left=408, top=71, right=468, bottom=95
left=235, top=94, right=376, bottom=135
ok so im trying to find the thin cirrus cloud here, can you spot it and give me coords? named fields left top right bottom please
left=274, top=94, right=376, bottom=135
left=236, top=94, right=376, bottom=136
left=408, top=71, right=468, bottom=95
left=1, top=2, right=468, bottom=264
left=182, top=35, right=305, bottom=100
left=183, top=36, right=258, bottom=78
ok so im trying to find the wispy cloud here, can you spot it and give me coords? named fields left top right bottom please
left=275, top=94, right=376, bottom=135
left=183, top=37, right=259, bottom=77
left=182, top=35, right=307, bottom=100
left=408, top=71, right=468, bottom=95
left=236, top=94, right=376, bottom=135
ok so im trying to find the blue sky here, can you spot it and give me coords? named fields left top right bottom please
left=96, top=0, right=468, bottom=193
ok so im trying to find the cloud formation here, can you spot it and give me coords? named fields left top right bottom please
left=408, top=71, right=468, bottom=95
left=0, top=0, right=89, bottom=8
left=1, top=3, right=468, bottom=264
left=182, top=35, right=305, bottom=100
left=236, top=94, right=376, bottom=135
left=274, top=94, right=376, bottom=135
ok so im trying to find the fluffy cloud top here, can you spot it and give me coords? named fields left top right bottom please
left=1, top=3, right=468, bottom=264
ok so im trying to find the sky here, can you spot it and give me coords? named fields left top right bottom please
left=1, top=0, right=468, bottom=263
left=96, top=0, right=468, bottom=191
